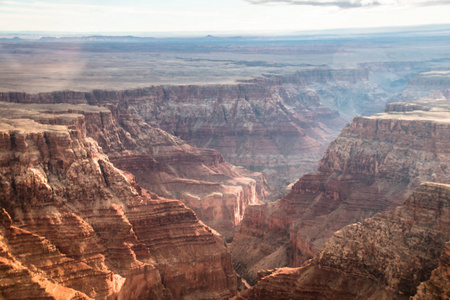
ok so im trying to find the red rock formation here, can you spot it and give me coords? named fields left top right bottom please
left=101, top=83, right=344, bottom=200
left=0, top=103, right=238, bottom=299
left=232, top=100, right=450, bottom=283
left=13, top=102, right=264, bottom=239
left=1, top=69, right=383, bottom=201
left=237, top=182, right=450, bottom=299
left=0, top=208, right=92, bottom=300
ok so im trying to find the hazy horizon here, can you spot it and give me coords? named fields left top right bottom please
left=1, top=0, right=450, bottom=34
left=1, top=23, right=450, bottom=39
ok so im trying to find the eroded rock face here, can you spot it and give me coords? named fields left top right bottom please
left=237, top=182, right=450, bottom=299
left=102, top=81, right=345, bottom=200
left=413, top=241, right=450, bottom=299
left=232, top=100, right=450, bottom=283
left=0, top=102, right=264, bottom=240
left=0, top=103, right=238, bottom=299
left=0, top=67, right=402, bottom=200
left=96, top=106, right=264, bottom=240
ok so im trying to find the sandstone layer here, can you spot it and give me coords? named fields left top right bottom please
left=231, top=99, right=450, bottom=283
left=94, top=71, right=354, bottom=199
left=0, top=101, right=264, bottom=240
left=237, top=182, right=450, bottom=299
left=0, top=69, right=355, bottom=200
left=78, top=103, right=264, bottom=240
left=0, top=103, right=239, bottom=299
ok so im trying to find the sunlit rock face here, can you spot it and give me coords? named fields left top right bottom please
left=237, top=182, right=450, bottom=300
left=0, top=100, right=264, bottom=241
left=95, top=76, right=346, bottom=201
left=0, top=66, right=408, bottom=201
left=72, top=102, right=265, bottom=240
left=0, top=103, right=239, bottom=299
left=231, top=99, right=450, bottom=284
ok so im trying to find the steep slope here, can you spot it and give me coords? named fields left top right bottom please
left=0, top=102, right=263, bottom=240
left=232, top=99, right=450, bottom=283
left=413, top=241, right=450, bottom=299
left=237, top=182, right=450, bottom=299
left=0, top=103, right=238, bottom=299
left=0, top=66, right=413, bottom=200
left=94, top=105, right=264, bottom=240
left=92, top=73, right=349, bottom=199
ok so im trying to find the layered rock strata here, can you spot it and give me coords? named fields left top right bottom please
left=93, top=105, right=264, bottom=240
left=232, top=99, right=450, bottom=283
left=237, top=182, right=450, bottom=299
left=0, top=103, right=238, bottom=299
left=0, top=69, right=356, bottom=200
left=0, top=102, right=263, bottom=239
left=93, top=77, right=347, bottom=199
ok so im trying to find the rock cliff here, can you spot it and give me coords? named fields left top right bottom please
left=0, top=101, right=264, bottom=240
left=62, top=82, right=341, bottom=200
left=0, top=67, right=405, bottom=200
left=80, top=103, right=264, bottom=240
left=232, top=99, right=450, bottom=283
left=0, top=103, right=239, bottom=299
left=236, top=182, right=450, bottom=299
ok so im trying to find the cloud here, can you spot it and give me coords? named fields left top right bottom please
left=244, top=0, right=450, bottom=8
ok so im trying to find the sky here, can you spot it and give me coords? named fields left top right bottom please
left=1, top=0, right=450, bottom=34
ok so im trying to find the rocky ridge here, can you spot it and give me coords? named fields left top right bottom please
left=236, top=182, right=450, bottom=299
left=231, top=99, right=450, bottom=283
left=0, top=103, right=239, bottom=299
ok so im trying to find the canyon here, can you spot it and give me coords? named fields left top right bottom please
left=0, top=100, right=264, bottom=240
left=0, top=28, right=449, bottom=299
left=231, top=99, right=450, bottom=284
left=1, top=77, right=449, bottom=299
left=0, top=66, right=412, bottom=201
left=0, top=103, right=240, bottom=299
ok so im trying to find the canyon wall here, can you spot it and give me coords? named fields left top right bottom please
left=0, top=103, right=239, bottom=299
left=397, top=70, right=450, bottom=102
left=231, top=99, right=450, bottom=283
left=0, top=67, right=417, bottom=200
left=102, top=69, right=380, bottom=198
left=87, top=79, right=346, bottom=200
left=0, top=101, right=264, bottom=239
left=237, top=182, right=450, bottom=299
left=76, top=103, right=264, bottom=240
